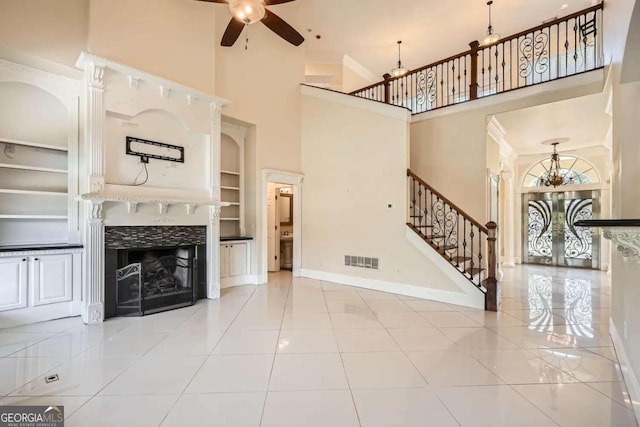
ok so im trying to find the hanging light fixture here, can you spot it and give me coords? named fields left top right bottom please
left=228, top=0, right=266, bottom=24
left=390, top=41, right=409, bottom=78
left=544, top=142, right=565, bottom=187
left=480, top=1, right=500, bottom=47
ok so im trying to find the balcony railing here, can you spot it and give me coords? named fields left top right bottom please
left=350, top=4, right=603, bottom=115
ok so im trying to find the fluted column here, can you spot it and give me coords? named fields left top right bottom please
left=82, top=62, right=106, bottom=324
left=207, top=103, right=223, bottom=299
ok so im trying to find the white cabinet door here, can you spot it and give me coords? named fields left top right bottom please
left=228, top=243, right=248, bottom=277
left=0, top=257, right=28, bottom=311
left=31, top=254, right=72, bottom=306
left=220, top=244, right=229, bottom=278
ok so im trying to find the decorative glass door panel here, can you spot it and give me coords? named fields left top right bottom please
left=523, top=191, right=599, bottom=268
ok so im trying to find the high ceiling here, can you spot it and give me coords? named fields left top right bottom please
left=292, top=0, right=597, bottom=78
left=493, top=92, right=610, bottom=155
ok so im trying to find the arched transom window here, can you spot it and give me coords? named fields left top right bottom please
left=524, top=155, right=599, bottom=188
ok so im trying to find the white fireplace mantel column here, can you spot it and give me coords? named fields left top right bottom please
left=208, top=103, right=223, bottom=299
left=81, top=60, right=107, bottom=324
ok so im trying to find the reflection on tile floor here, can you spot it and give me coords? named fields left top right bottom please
left=0, top=265, right=636, bottom=426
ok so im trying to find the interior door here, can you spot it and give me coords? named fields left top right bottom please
left=267, top=185, right=280, bottom=272
left=523, top=190, right=599, bottom=268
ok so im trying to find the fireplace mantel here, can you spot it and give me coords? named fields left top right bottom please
left=80, top=191, right=230, bottom=216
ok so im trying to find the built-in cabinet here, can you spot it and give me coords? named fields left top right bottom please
left=0, top=249, right=81, bottom=326
left=0, top=58, right=82, bottom=326
left=220, top=240, right=251, bottom=288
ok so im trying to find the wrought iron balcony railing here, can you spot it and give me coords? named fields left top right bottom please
left=351, top=4, right=603, bottom=115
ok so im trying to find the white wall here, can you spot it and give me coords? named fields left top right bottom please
left=300, top=85, right=482, bottom=305
left=88, top=0, right=217, bottom=94
left=0, top=0, right=88, bottom=67
left=214, top=5, right=306, bottom=279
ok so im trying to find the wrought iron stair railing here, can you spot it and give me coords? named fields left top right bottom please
left=351, top=3, right=603, bottom=115
left=407, top=169, right=498, bottom=311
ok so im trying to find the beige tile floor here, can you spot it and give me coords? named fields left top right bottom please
left=0, top=265, right=637, bottom=426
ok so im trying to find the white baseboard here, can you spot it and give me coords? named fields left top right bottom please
left=0, top=303, right=80, bottom=329
left=609, top=318, right=640, bottom=422
left=221, top=275, right=258, bottom=289
left=300, top=268, right=484, bottom=309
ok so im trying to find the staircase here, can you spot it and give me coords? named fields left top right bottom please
left=407, top=169, right=498, bottom=311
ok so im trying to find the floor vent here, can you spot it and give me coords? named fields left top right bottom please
left=344, top=255, right=379, bottom=270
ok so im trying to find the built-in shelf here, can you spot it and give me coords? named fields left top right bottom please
left=221, top=170, right=240, bottom=176
left=220, top=218, right=240, bottom=221
left=222, top=202, right=240, bottom=206
left=0, top=189, right=67, bottom=196
left=0, top=137, right=68, bottom=152
left=0, top=215, right=68, bottom=220
left=221, top=186, right=240, bottom=191
left=0, top=163, right=68, bottom=174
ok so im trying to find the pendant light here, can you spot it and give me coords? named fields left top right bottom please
left=544, top=142, right=565, bottom=187
left=390, top=41, right=409, bottom=78
left=480, top=1, right=500, bottom=47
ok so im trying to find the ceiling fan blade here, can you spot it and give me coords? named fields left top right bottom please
left=221, top=18, right=246, bottom=46
left=261, top=9, right=304, bottom=46
left=264, top=0, right=296, bottom=4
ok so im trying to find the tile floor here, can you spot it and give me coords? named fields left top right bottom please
left=0, top=265, right=637, bottom=426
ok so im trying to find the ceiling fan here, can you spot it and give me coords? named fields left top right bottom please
left=197, top=0, right=304, bottom=47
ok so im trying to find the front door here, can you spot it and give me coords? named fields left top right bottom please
left=523, top=190, right=599, bottom=268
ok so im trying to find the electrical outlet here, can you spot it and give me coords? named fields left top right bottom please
left=4, top=143, right=15, bottom=154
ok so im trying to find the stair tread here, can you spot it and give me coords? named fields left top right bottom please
left=451, top=256, right=472, bottom=263
left=465, top=267, right=485, bottom=275
left=407, top=223, right=434, bottom=228
left=425, top=235, right=444, bottom=239
left=435, top=245, right=457, bottom=252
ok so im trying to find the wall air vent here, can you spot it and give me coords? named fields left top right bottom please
left=344, top=255, right=379, bottom=270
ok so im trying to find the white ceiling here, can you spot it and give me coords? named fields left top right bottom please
left=286, top=0, right=598, bottom=78
left=493, top=92, right=610, bottom=155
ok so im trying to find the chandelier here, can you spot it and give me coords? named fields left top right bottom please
left=480, top=1, right=500, bottom=47
left=544, top=142, right=565, bottom=187
left=390, top=41, right=409, bottom=78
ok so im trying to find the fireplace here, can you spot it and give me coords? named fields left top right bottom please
left=104, top=226, right=207, bottom=318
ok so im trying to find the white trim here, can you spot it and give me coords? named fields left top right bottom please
left=221, top=275, right=255, bottom=289
left=609, top=318, right=640, bottom=422
left=411, top=68, right=604, bottom=123
left=406, top=228, right=485, bottom=308
left=76, top=52, right=229, bottom=107
left=260, top=169, right=304, bottom=284
left=300, top=268, right=483, bottom=309
left=342, top=54, right=379, bottom=84
left=300, top=84, right=411, bottom=121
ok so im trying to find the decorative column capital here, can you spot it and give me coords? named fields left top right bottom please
left=603, top=227, right=640, bottom=264
left=89, top=201, right=104, bottom=223
left=87, top=63, right=105, bottom=89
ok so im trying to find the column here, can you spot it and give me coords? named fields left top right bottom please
left=82, top=62, right=106, bottom=324
left=207, top=103, right=223, bottom=299
left=501, top=171, right=516, bottom=267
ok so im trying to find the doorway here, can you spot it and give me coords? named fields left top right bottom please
left=522, top=190, right=600, bottom=268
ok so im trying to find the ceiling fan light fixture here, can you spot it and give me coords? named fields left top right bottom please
left=229, top=0, right=265, bottom=24
left=479, top=1, right=500, bottom=47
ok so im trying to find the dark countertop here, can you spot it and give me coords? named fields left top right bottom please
left=575, top=220, right=640, bottom=227
left=220, top=236, right=253, bottom=242
left=0, top=243, right=84, bottom=253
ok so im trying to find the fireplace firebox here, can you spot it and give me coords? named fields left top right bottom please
left=104, top=226, right=207, bottom=318
left=115, top=247, right=197, bottom=316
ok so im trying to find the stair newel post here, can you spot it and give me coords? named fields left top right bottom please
left=469, top=41, right=480, bottom=100
left=485, top=221, right=499, bottom=312
left=383, top=73, right=392, bottom=104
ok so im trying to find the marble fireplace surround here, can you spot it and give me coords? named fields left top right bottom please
left=76, top=52, right=229, bottom=324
